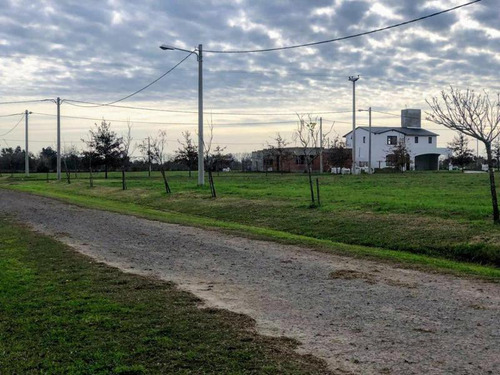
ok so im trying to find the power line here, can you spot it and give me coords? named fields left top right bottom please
left=30, top=112, right=312, bottom=126
left=0, top=114, right=25, bottom=137
left=0, top=112, right=24, bottom=118
left=204, top=0, right=481, bottom=54
left=0, top=99, right=53, bottom=105
left=70, top=51, right=195, bottom=108
left=63, top=99, right=353, bottom=116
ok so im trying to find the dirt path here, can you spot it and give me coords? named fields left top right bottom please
left=1, top=189, right=498, bottom=374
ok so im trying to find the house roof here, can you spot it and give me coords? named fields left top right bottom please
left=343, top=126, right=438, bottom=137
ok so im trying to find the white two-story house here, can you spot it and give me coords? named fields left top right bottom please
left=344, top=109, right=447, bottom=171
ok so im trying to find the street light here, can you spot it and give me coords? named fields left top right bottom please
left=160, top=43, right=204, bottom=186
left=358, top=107, right=372, bottom=174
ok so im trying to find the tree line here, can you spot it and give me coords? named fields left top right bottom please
left=0, top=121, right=244, bottom=178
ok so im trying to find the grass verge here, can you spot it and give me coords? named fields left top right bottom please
left=0, top=216, right=331, bottom=374
left=2, top=184, right=499, bottom=280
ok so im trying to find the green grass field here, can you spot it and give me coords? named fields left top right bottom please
left=1, top=170, right=500, bottom=277
left=0, top=216, right=330, bottom=374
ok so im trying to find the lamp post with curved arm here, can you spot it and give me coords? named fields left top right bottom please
left=160, top=44, right=204, bottom=186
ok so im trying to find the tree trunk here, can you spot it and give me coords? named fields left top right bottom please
left=89, top=160, right=94, bottom=188
left=63, top=158, right=71, bottom=184
left=485, top=142, right=499, bottom=223
left=307, top=164, right=315, bottom=205
left=122, top=167, right=127, bottom=190
left=208, top=169, right=216, bottom=198
left=105, top=164, right=108, bottom=179
left=160, top=168, right=171, bottom=194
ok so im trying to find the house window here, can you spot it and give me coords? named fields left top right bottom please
left=414, top=136, right=419, bottom=143
left=428, top=136, right=432, bottom=144
left=387, top=136, right=397, bottom=145
left=363, top=136, right=366, bottom=144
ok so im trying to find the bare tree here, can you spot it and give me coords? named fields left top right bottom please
left=120, top=121, right=133, bottom=190
left=267, top=133, right=291, bottom=174
left=294, top=115, right=333, bottom=206
left=139, top=130, right=171, bottom=194
left=81, top=134, right=96, bottom=188
left=203, top=120, right=225, bottom=198
left=427, top=87, right=500, bottom=223
left=61, top=145, right=79, bottom=184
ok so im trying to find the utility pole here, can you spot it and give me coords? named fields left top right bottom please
left=319, top=117, right=323, bottom=173
left=348, top=76, right=359, bottom=174
left=197, top=44, right=204, bottom=186
left=159, top=43, right=204, bottom=185
left=368, top=106, right=372, bottom=174
left=56, top=97, right=61, bottom=181
left=24, top=110, right=31, bottom=177
left=148, top=136, right=151, bottom=177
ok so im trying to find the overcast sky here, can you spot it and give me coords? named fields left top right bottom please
left=0, top=0, right=499, bottom=155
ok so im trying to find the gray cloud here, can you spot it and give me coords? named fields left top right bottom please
left=0, top=0, right=498, bottom=152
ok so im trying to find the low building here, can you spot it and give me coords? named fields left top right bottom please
left=251, top=147, right=334, bottom=172
left=344, top=109, right=447, bottom=170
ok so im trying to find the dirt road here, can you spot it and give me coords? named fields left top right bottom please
left=1, top=189, right=498, bottom=374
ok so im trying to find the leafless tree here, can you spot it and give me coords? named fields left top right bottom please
left=203, top=120, right=225, bottom=198
left=294, top=114, right=333, bottom=206
left=81, top=134, right=96, bottom=188
left=427, top=87, right=500, bottom=223
left=267, top=133, right=292, bottom=173
left=61, top=146, right=77, bottom=184
left=139, top=130, right=171, bottom=194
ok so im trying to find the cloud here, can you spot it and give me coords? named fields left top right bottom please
left=0, top=0, right=498, bottom=153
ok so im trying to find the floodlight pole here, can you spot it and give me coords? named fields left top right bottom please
left=160, top=43, right=204, bottom=186
left=348, top=76, right=359, bottom=173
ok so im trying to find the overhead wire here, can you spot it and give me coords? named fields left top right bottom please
left=31, top=111, right=349, bottom=126
left=69, top=51, right=196, bottom=108
left=0, top=99, right=53, bottom=105
left=0, top=112, right=24, bottom=118
left=64, top=100, right=353, bottom=116
left=204, top=0, right=481, bottom=53
left=0, top=113, right=25, bottom=137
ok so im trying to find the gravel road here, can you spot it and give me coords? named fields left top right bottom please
left=1, top=189, right=499, bottom=374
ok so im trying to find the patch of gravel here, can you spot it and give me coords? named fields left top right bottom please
left=1, top=189, right=499, bottom=375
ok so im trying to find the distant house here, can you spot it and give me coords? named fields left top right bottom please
left=251, top=147, right=332, bottom=173
left=344, top=109, right=447, bottom=170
